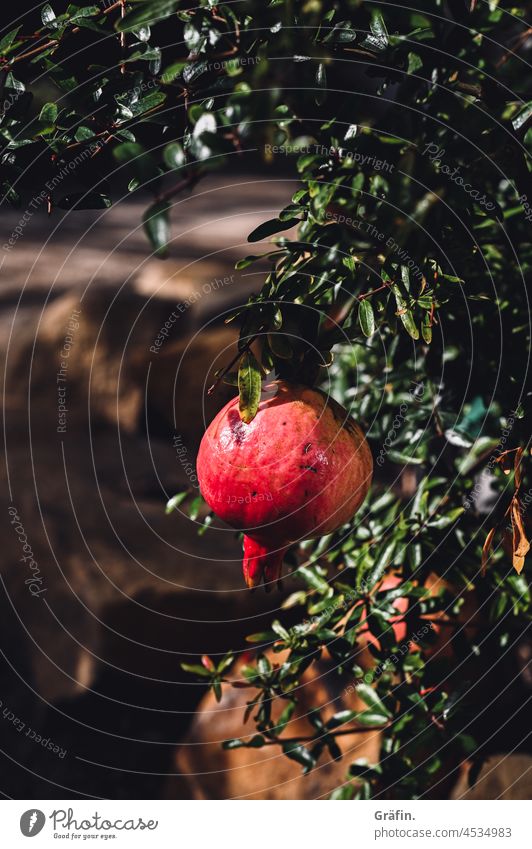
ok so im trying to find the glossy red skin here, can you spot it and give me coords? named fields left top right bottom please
left=197, top=381, right=373, bottom=588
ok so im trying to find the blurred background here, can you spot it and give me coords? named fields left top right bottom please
left=0, top=166, right=304, bottom=798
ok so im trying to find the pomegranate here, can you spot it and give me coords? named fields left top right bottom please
left=197, top=381, right=373, bottom=588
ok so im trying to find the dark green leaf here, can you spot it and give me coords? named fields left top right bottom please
left=163, top=142, right=185, bottom=170
left=359, top=299, right=376, bottom=337
left=0, top=27, right=21, bottom=55
left=74, top=126, right=95, bottom=142
left=143, top=200, right=170, bottom=257
left=248, top=218, right=300, bottom=243
left=392, top=284, right=419, bottom=340
left=282, top=741, right=316, bottom=773
left=117, top=0, right=179, bottom=32
left=315, top=63, right=327, bottom=106
left=39, top=102, right=58, bottom=123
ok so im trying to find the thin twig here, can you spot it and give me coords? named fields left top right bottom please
left=207, top=326, right=266, bottom=396
left=10, top=39, right=58, bottom=63
left=155, top=170, right=199, bottom=205
left=8, top=1, right=123, bottom=67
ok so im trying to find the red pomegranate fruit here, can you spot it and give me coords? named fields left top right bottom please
left=197, top=381, right=373, bottom=588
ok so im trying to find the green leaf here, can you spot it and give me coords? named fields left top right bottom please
left=355, top=683, right=392, bottom=718
left=235, top=255, right=264, bottom=270
left=354, top=710, right=390, bottom=726
left=323, top=21, right=357, bottom=44
left=74, top=126, right=95, bottom=142
left=407, top=52, right=423, bottom=74
left=41, top=4, right=57, bottom=27
left=216, top=654, right=235, bottom=674
left=271, top=620, right=289, bottom=640
left=328, top=709, right=360, bottom=729
left=133, top=24, right=151, bottom=42
left=143, top=200, right=170, bottom=257
left=257, top=655, right=272, bottom=676
left=344, top=124, right=357, bottom=141
left=248, top=217, right=300, bottom=243
left=0, top=27, right=21, bottom=55
left=238, top=351, right=262, bottom=424
left=297, top=565, right=331, bottom=595
left=275, top=701, right=296, bottom=734
left=180, top=662, right=212, bottom=677
left=330, top=785, right=356, bottom=800
left=358, top=299, right=376, bottom=337
left=315, top=62, right=327, bottom=106
left=282, top=741, right=316, bottom=773
left=129, top=91, right=166, bottom=117
left=165, top=492, right=188, bottom=514
left=247, top=734, right=266, bottom=748
left=392, top=285, right=419, bottom=340
left=114, top=142, right=160, bottom=190
left=187, top=495, right=203, bottom=521
left=183, top=60, right=209, bottom=85
left=68, top=5, right=100, bottom=21
left=364, top=10, right=388, bottom=51
left=348, top=759, right=382, bottom=779
left=39, top=102, right=58, bottom=123
left=4, top=72, right=25, bottom=93
left=421, top=311, right=432, bottom=343
left=245, top=631, right=276, bottom=644
left=223, top=734, right=265, bottom=749
left=512, top=102, right=532, bottom=132
left=117, top=0, right=179, bottom=32
left=222, top=738, right=245, bottom=749
left=163, top=142, right=186, bottom=170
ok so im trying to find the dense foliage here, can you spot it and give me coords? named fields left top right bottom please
left=3, top=0, right=530, bottom=798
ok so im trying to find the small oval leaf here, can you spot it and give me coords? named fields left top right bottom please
left=358, top=299, right=376, bottom=337
left=238, top=351, right=262, bottom=424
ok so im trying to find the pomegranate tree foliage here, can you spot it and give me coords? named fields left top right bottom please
left=3, top=0, right=531, bottom=797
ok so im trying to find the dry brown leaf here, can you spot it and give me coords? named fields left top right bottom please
left=511, top=498, right=530, bottom=575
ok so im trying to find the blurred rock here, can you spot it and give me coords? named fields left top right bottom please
left=451, top=754, right=532, bottom=800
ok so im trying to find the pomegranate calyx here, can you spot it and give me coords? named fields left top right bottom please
left=242, top=536, right=287, bottom=590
